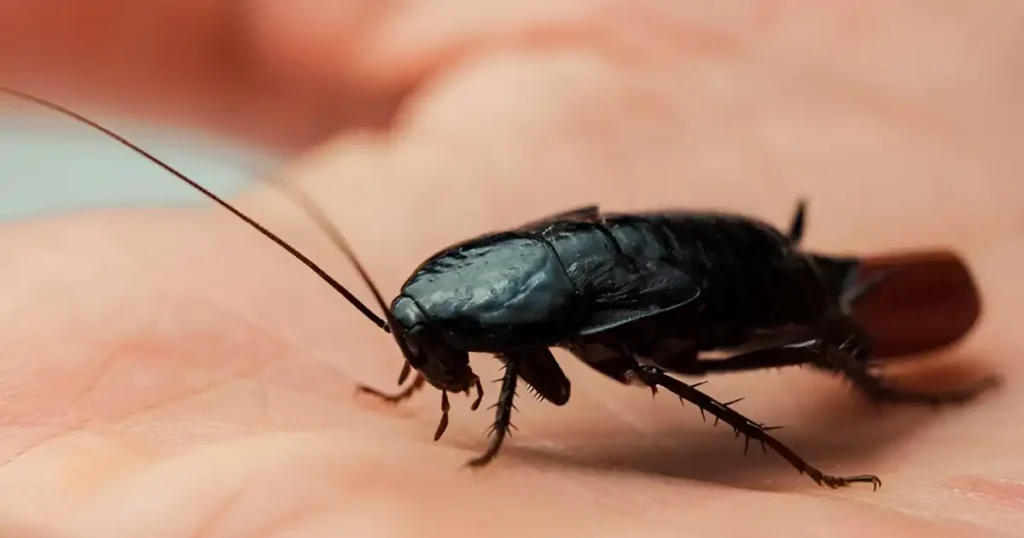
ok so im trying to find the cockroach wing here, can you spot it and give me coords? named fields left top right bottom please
left=548, top=218, right=705, bottom=337
left=575, top=280, right=702, bottom=336
left=852, top=249, right=981, bottom=359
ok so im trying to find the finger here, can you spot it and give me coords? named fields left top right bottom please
left=0, top=0, right=401, bottom=150
left=0, top=0, right=661, bottom=150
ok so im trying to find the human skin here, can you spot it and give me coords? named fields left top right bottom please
left=0, top=1, right=1023, bottom=537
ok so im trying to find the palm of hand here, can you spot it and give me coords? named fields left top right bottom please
left=1, top=3, right=1023, bottom=537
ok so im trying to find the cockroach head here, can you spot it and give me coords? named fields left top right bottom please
left=270, top=183, right=479, bottom=394
left=390, top=296, right=476, bottom=393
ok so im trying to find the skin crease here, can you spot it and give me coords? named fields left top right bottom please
left=0, top=0, right=1023, bottom=537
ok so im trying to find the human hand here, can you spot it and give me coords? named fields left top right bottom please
left=1, top=1, right=1023, bottom=537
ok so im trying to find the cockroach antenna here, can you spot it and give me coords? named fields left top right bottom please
left=0, top=86, right=391, bottom=333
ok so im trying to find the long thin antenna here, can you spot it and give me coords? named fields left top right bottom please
left=262, top=178, right=421, bottom=368
left=0, top=86, right=389, bottom=332
left=264, top=179, right=396, bottom=327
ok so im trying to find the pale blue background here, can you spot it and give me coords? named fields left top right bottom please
left=0, top=110, right=280, bottom=220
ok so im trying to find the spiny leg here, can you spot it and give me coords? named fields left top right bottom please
left=634, top=365, right=881, bottom=490
left=823, top=341, right=999, bottom=406
left=660, top=341, right=820, bottom=375
left=356, top=372, right=427, bottom=404
left=466, top=359, right=520, bottom=468
left=673, top=336, right=998, bottom=407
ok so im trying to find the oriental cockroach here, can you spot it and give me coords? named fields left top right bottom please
left=0, top=87, right=998, bottom=491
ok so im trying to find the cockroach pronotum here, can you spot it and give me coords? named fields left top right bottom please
left=0, top=87, right=998, bottom=491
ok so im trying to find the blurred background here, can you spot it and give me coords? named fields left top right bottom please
left=0, top=109, right=277, bottom=219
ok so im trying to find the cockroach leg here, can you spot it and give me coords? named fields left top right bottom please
left=356, top=373, right=427, bottom=404
left=470, top=377, right=485, bottom=411
left=466, top=359, right=520, bottom=468
left=397, top=361, right=413, bottom=385
left=664, top=343, right=817, bottom=375
left=634, top=365, right=882, bottom=490
left=434, top=391, right=451, bottom=441
left=823, top=342, right=1000, bottom=406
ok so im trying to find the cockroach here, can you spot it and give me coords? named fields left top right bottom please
left=0, top=87, right=998, bottom=491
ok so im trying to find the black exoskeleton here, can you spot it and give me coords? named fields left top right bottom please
left=353, top=201, right=993, bottom=487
